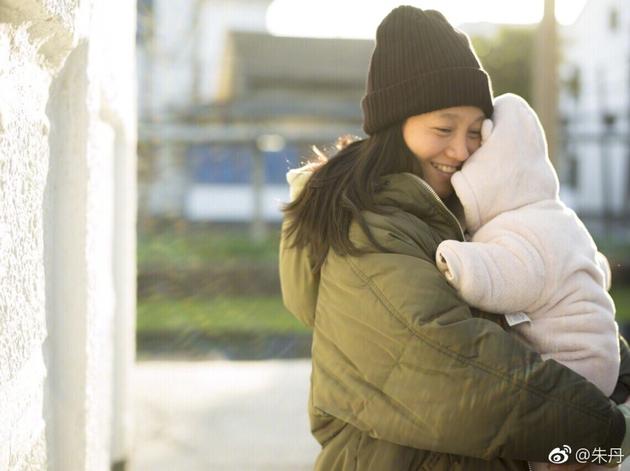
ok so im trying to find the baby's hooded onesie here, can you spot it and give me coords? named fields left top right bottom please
left=436, top=93, right=619, bottom=398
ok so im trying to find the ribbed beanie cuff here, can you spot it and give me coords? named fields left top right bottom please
left=362, top=67, right=493, bottom=135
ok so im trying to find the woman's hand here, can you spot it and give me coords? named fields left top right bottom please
left=548, top=397, right=630, bottom=470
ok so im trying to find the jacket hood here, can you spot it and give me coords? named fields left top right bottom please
left=286, top=163, right=320, bottom=201
left=280, top=172, right=463, bottom=327
left=451, top=93, right=560, bottom=233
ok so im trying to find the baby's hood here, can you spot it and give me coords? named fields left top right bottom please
left=451, top=93, right=560, bottom=233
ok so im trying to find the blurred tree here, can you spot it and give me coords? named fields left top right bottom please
left=471, top=26, right=535, bottom=104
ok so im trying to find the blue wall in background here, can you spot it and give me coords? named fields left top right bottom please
left=187, top=143, right=303, bottom=184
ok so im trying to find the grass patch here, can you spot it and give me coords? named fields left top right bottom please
left=138, top=228, right=280, bottom=270
left=137, top=295, right=310, bottom=335
left=613, top=285, right=630, bottom=321
left=595, top=237, right=630, bottom=264
left=136, top=287, right=630, bottom=335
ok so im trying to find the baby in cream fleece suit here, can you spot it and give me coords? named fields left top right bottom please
left=435, top=93, right=619, bottom=470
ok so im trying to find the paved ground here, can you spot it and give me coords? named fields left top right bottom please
left=130, top=359, right=319, bottom=471
left=130, top=359, right=630, bottom=471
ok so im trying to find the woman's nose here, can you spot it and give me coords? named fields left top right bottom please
left=446, top=138, right=471, bottom=162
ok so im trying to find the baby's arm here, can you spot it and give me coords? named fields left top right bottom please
left=436, top=234, right=544, bottom=313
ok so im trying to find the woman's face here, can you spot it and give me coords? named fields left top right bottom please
left=402, top=106, right=485, bottom=199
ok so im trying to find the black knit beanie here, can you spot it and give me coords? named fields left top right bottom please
left=361, top=6, right=494, bottom=135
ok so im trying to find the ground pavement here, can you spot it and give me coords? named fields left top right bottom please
left=130, top=359, right=630, bottom=471
left=130, top=359, right=319, bottom=471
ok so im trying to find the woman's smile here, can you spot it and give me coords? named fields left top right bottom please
left=430, top=162, right=460, bottom=175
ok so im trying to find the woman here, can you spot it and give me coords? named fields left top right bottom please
left=279, top=6, right=630, bottom=470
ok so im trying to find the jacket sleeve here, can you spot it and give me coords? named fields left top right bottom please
left=278, top=220, right=319, bottom=328
left=314, top=244, right=625, bottom=464
left=435, top=234, right=544, bottom=313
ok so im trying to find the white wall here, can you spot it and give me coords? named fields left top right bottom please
left=0, top=0, right=136, bottom=469
left=1, top=4, right=71, bottom=469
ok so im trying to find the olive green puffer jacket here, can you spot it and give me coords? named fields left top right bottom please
left=279, top=172, right=630, bottom=470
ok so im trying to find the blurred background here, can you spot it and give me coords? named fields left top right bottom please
left=131, top=0, right=630, bottom=469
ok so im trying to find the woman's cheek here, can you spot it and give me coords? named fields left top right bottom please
left=468, top=137, right=482, bottom=152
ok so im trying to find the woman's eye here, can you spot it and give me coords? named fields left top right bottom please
left=435, top=128, right=451, bottom=134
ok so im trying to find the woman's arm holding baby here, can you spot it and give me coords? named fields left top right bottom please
left=611, top=334, right=630, bottom=404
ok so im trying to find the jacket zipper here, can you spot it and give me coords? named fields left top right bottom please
left=415, top=177, right=466, bottom=240
left=422, top=178, right=530, bottom=466
left=418, top=176, right=530, bottom=468
left=421, top=178, right=529, bottom=468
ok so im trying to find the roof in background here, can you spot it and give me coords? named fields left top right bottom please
left=181, top=31, right=373, bottom=123
left=186, top=90, right=362, bottom=123
left=220, top=30, right=373, bottom=97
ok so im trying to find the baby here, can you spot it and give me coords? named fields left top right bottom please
left=435, top=93, right=619, bottom=470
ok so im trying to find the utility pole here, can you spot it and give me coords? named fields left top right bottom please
left=532, top=0, right=559, bottom=169
left=191, top=0, right=205, bottom=106
left=251, top=143, right=267, bottom=242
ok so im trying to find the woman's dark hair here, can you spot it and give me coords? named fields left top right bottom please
left=282, top=123, right=421, bottom=273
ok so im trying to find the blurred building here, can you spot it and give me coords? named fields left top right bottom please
left=558, top=0, right=630, bottom=219
left=137, top=0, right=272, bottom=118
left=138, top=0, right=630, bottom=224
left=182, top=31, right=370, bottom=221
left=137, top=0, right=370, bottom=222
left=137, top=0, right=271, bottom=220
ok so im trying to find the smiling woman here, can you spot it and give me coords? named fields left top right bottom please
left=278, top=4, right=630, bottom=471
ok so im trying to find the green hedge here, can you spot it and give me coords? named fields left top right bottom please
left=137, top=295, right=309, bottom=335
